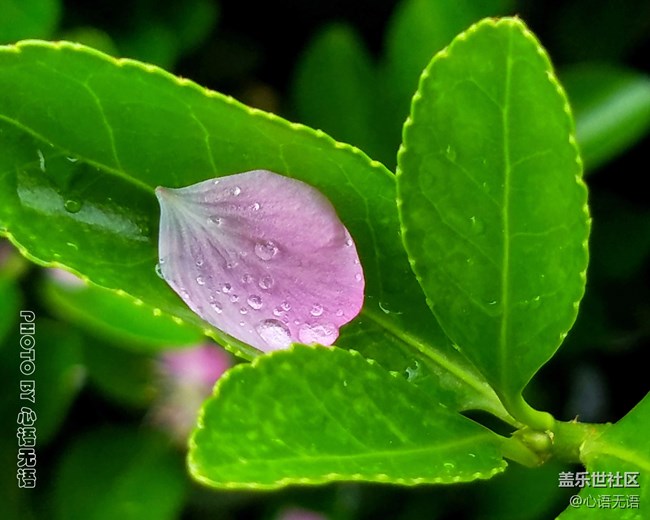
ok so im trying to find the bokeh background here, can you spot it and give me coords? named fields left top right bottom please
left=1, top=0, right=649, bottom=518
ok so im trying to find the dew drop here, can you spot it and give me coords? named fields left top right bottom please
left=247, top=295, right=263, bottom=310
left=335, top=309, right=344, bottom=317
left=208, top=216, right=222, bottom=226
left=230, top=294, right=239, bottom=303
left=445, top=145, right=457, bottom=162
left=66, top=156, right=79, bottom=163
left=470, top=216, right=485, bottom=234
left=250, top=202, right=260, bottom=211
left=37, top=149, right=46, bottom=172
left=345, top=237, right=353, bottom=247
left=256, top=319, right=292, bottom=349
left=230, top=186, right=241, bottom=196
left=64, top=199, right=82, bottom=213
left=259, top=275, right=274, bottom=290
left=221, top=283, right=232, bottom=293
left=195, top=257, right=204, bottom=267
left=298, top=323, right=336, bottom=344
left=310, top=304, right=323, bottom=317
left=154, top=264, right=164, bottom=279
left=273, top=307, right=284, bottom=317
left=211, top=302, right=223, bottom=314
left=196, top=276, right=205, bottom=286
left=254, top=240, right=278, bottom=261
left=355, top=273, right=362, bottom=282
left=280, top=301, right=291, bottom=312
left=241, top=273, right=253, bottom=284
left=239, top=307, right=248, bottom=315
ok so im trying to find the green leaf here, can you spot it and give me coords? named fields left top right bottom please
left=557, top=393, right=650, bottom=519
left=0, top=40, right=505, bottom=417
left=0, top=0, right=61, bottom=44
left=382, top=0, right=513, bottom=163
left=292, top=23, right=387, bottom=166
left=397, top=18, right=590, bottom=427
left=54, top=427, right=187, bottom=520
left=563, top=64, right=650, bottom=171
left=42, top=270, right=204, bottom=351
left=189, top=345, right=506, bottom=489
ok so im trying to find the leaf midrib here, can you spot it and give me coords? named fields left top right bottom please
left=208, top=432, right=498, bottom=469
left=361, top=306, right=509, bottom=421
left=498, top=28, right=515, bottom=397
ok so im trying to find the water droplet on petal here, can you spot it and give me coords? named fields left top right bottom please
left=154, top=264, right=164, bottom=278
left=345, top=238, right=353, bottom=247
left=64, top=199, right=82, bottom=213
left=230, top=186, right=241, bottom=196
left=195, top=257, right=204, bottom=267
left=239, top=307, right=248, bottom=315
left=211, top=302, right=222, bottom=314
left=241, top=273, right=253, bottom=284
left=254, top=240, right=278, bottom=261
left=208, top=216, right=222, bottom=226
left=256, top=319, right=292, bottom=350
left=230, top=294, right=239, bottom=303
left=247, top=295, right=263, bottom=310
left=310, top=304, right=323, bottom=317
left=250, top=202, right=260, bottom=211
left=355, top=273, right=362, bottom=282
left=298, top=323, right=336, bottom=344
left=221, top=283, right=232, bottom=293
left=335, top=309, right=344, bottom=317
left=196, top=276, right=205, bottom=286
left=259, top=275, right=274, bottom=290
left=280, top=301, right=291, bottom=311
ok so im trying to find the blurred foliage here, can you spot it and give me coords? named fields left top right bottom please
left=0, top=0, right=648, bottom=518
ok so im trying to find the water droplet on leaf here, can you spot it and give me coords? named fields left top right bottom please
left=64, top=199, right=82, bottom=213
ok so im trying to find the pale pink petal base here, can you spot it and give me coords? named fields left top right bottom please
left=156, top=170, right=364, bottom=353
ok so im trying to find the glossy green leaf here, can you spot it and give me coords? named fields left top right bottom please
left=382, top=0, right=513, bottom=159
left=563, top=64, right=650, bottom=171
left=42, top=271, right=204, bottom=351
left=397, top=18, right=590, bottom=426
left=189, top=345, right=506, bottom=489
left=557, top=393, right=650, bottom=519
left=293, top=24, right=386, bottom=165
left=0, top=40, right=503, bottom=417
left=0, top=0, right=61, bottom=44
left=54, top=427, right=187, bottom=520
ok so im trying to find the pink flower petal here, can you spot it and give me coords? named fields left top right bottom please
left=155, top=170, right=364, bottom=353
